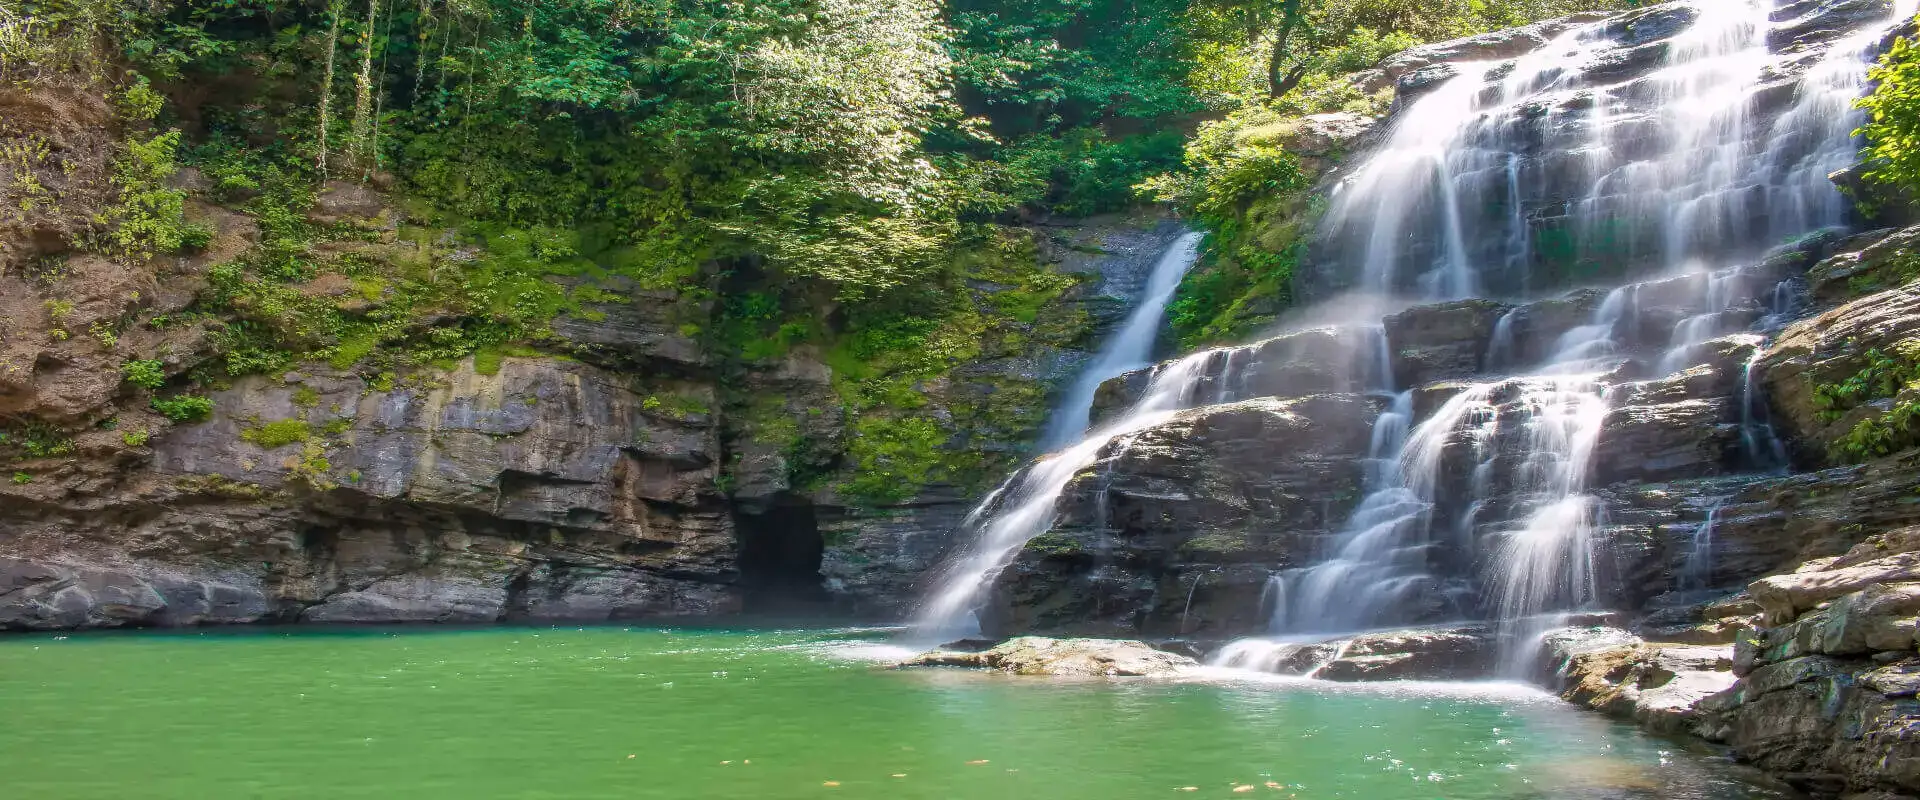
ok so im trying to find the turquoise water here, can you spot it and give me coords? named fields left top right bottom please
left=0, top=626, right=1782, bottom=799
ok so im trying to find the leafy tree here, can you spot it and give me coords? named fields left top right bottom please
left=1861, top=31, right=1920, bottom=195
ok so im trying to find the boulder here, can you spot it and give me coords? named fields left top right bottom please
left=1555, top=639, right=1738, bottom=735
left=894, top=637, right=1197, bottom=677
left=1314, top=625, right=1497, bottom=681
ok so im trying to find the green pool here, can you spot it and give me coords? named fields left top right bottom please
left=0, top=626, right=1782, bottom=799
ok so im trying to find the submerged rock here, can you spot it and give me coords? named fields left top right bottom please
left=894, top=637, right=1197, bottom=677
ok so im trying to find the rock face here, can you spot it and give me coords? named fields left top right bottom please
left=1762, top=252, right=1920, bottom=463
left=895, top=636, right=1196, bottom=677
left=977, top=394, right=1377, bottom=638
left=1546, top=630, right=1738, bottom=735
left=1697, top=533, right=1920, bottom=798
left=0, top=151, right=1188, bottom=632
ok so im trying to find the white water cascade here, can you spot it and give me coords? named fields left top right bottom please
left=1219, top=0, right=1919, bottom=672
left=910, top=350, right=1214, bottom=640
left=918, top=0, right=1920, bottom=670
left=1039, top=233, right=1203, bottom=450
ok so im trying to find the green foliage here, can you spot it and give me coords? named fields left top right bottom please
left=839, top=415, right=946, bottom=505
left=241, top=418, right=312, bottom=448
left=1860, top=30, right=1920, bottom=195
left=1144, top=109, right=1314, bottom=346
left=1812, top=343, right=1920, bottom=422
left=1, top=422, right=74, bottom=458
left=642, top=393, right=711, bottom=419
left=121, top=429, right=151, bottom=447
left=102, top=130, right=196, bottom=259
left=120, top=358, right=167, bottom=390
left=1810, top=341, right=1920, bottom=463
left=150, top=394, right=215, bottom=422
left=1832, top=401, right=1920, bottom=463
left=10, top=471, right=28, bottom=485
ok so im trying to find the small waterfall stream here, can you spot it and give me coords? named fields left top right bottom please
left=910, top=351, right=1213, bottom=639
left=911, top=231, right=1204, bottom=639
left=1039, top=233, right=1204, bottom=451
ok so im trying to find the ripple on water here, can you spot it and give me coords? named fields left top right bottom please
left=0, top=627, right=1784, bottom=800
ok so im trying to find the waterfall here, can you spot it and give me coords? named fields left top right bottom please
left=910, top=351, right=1214, bottom=640
left=921, top=0, right=1920, bottom=673
left=1218, top=0, right=1920, bottom=673
left=1682, top=501, right=1727, bottom=592
left=1039, top=232, right=1204, bottom=450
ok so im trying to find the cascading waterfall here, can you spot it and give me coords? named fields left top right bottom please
left=1768, top=0, right=1920, bottom=232
left=1216, top=0, right=1919, bottom=673
left=921, top=0, right=1920, bottom=674
left=1039, top=233, right=1204, bottom=451
left=910, top=233, right=1205, bottom=640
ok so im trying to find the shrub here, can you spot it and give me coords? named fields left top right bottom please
left=240, top=419, right=311, bottom=448
left=121, top=359, right=167, bottom=390
left=151, top=394, right=215, bottom=422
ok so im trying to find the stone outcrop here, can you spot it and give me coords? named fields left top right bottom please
left=978, top=394, right=1377, bottom=638
left=1314, top=626, right=1497, bottom=682
left=895, top=636, right=1197, bottom=677
left=1541, top=526, right=1920, bottom=798
left=1763, top=242, right=1920, bottom=463
left=1545, top=629, right=1737, bottom=735
left=1699, top=546, right=1920, bottom=799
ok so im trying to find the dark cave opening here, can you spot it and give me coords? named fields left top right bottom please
left=734, top=495, right=831, bottom=615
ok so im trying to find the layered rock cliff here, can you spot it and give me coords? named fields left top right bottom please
left=0, top=73, right=1191, bottom=627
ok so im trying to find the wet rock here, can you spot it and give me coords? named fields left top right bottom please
left=1314, top=625, right=1497, bottom=681
left=1592, top=399, right=1740, bottom=485
left=307, top=180, right=389, bottom=225
left=1768, top=0, right=1898, bottom=51
left=982, top=395, right=1377, bottom=638
left=895, top=636, right=1197, bottom=677
left=1489, top=289, right=1607, bottom=367
left=1803, top=224, right=1920, bottom=303
left=1382, top=299, right=1509, bottom=387
left=1377, top=12, right=1619, bottom=83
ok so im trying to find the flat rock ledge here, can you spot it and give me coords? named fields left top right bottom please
left=895, top=637, right=1197, bottom=677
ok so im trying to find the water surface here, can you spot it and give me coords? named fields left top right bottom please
left=0, top=626, right=1784, bottom=799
